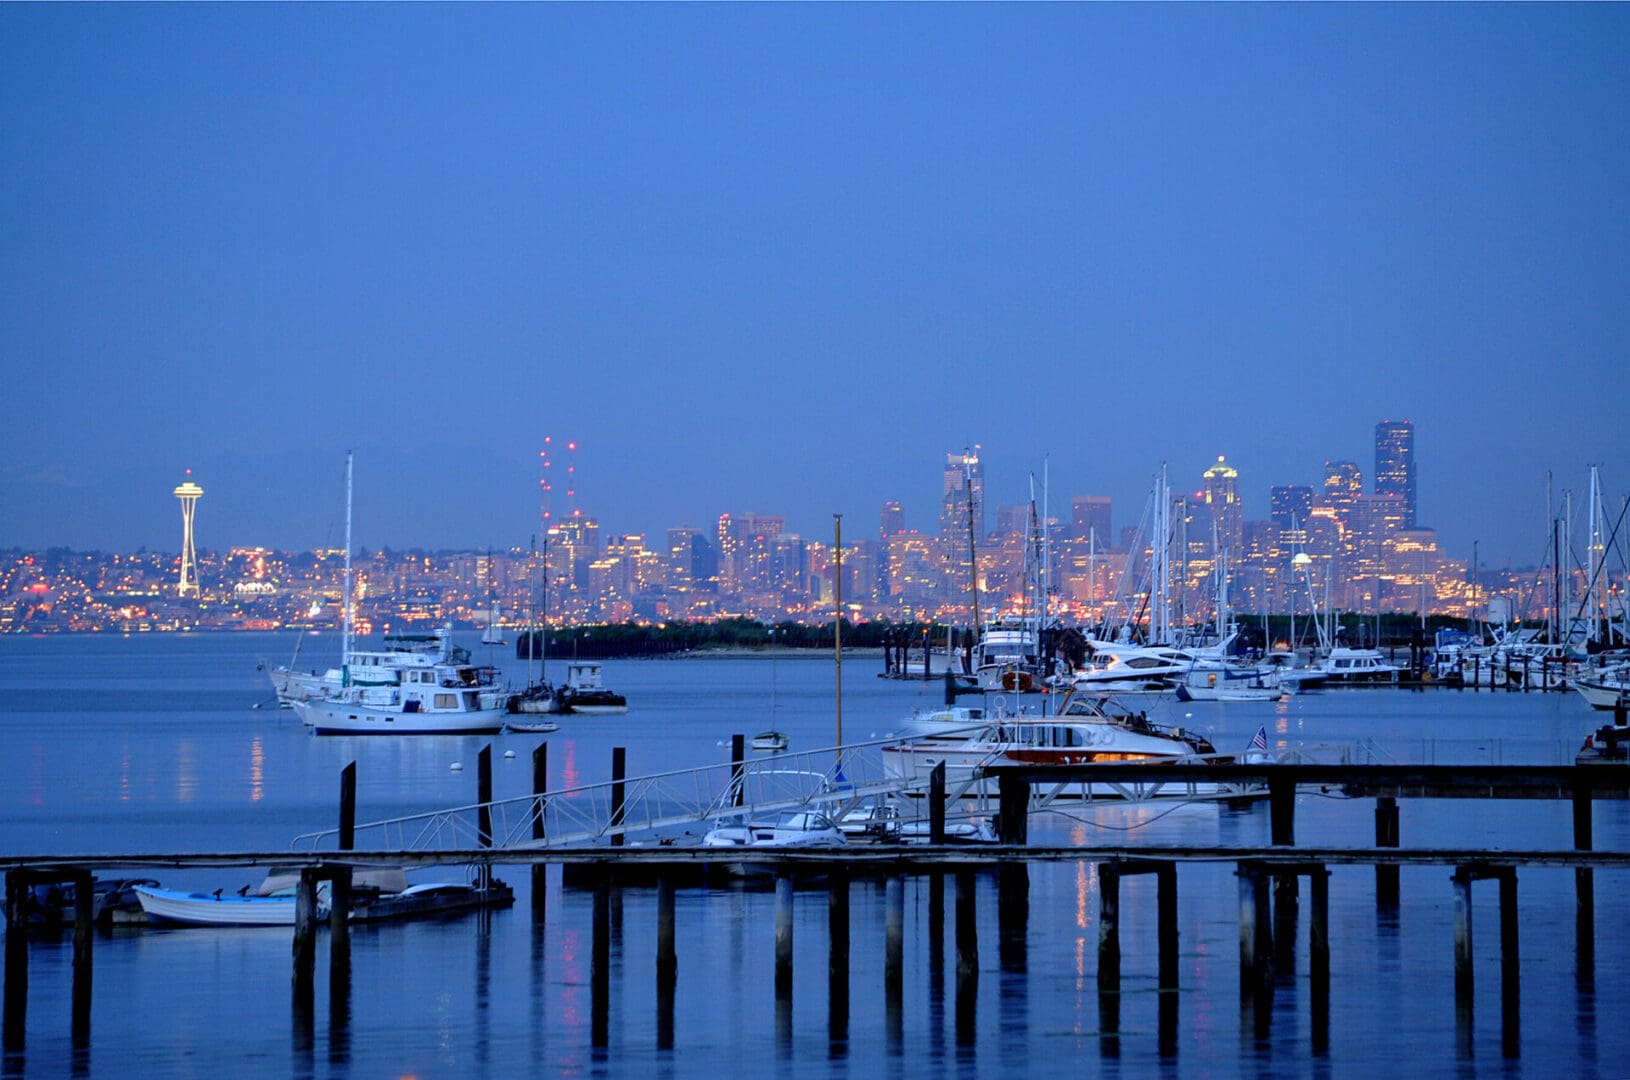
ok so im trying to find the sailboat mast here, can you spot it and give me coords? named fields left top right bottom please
left=965, top=455, right=980, bottom=635
left=341, top=452, right=353, bottom=687
left=833, top=513, right=843, bottom=748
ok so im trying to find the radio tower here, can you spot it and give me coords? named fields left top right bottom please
left=173, top=470, right=204, bottom=598
left=539, top=437, right=555, bottom=532
left=565, top=440, right=580, bottom=519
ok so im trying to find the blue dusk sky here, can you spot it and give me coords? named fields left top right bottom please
left=2, top=4, right=1625, bottom=565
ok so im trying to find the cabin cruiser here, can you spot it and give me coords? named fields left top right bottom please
left=881, top=693, right=1228, bottom=797
left=293, top=658, right=506, bottom=735
left=973, top=615, right=1054, bottom=692
left=264, top=626, right=467, bottom=707
left=1314, top=647, right=1402, bottom=685
left=1071, top=642, right=1212, bottom=693
left=1176, top=665, right=1285, bottom=702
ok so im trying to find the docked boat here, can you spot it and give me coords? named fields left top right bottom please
left=134, top=884, right=328, bottom=927
left=880, top=693, right=1230, bottom=798
left=507, top=682, right=562, bottom=717
left=293, top=658, right=507, bottom=735
left=702, top=810, right=847, bottom=876
left=1072, top=642, right=1207, bottom=694
left=973, top=616, right=1050, bottom=692
left=1576, top=665, right=1630, bottom=710
left=1315, top=647, right=1402, bottom=685
left=558, top=662, right=628, bottom=715
left=1176, top=666, right=1285, bottom=703
left=264, top=626, right=467, bottom=707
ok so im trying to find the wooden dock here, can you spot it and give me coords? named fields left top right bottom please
left=7, top=753, right=1630, bottom=1060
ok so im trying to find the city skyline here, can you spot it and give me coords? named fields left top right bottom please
left=3, top=7, right=1626, bottom=563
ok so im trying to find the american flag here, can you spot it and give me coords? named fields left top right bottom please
left=1250, top=725, right=1269, bottom=752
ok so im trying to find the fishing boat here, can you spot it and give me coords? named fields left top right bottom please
left=293, top=658, right=507, bottom=735
left=558, top=662, right=628, bottom=715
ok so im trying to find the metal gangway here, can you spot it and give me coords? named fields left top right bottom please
left=290, top=735, right=935, bottom=854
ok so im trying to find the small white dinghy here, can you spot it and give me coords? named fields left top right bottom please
left=134, top=884, right=330, bottom=927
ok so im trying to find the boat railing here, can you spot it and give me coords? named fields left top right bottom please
left=289, top=734, right=921, bottom=854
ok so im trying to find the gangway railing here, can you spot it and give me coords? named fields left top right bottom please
left=290, top=735, right=924, bottom=853
left=289, top=734, right=1367, bottom=855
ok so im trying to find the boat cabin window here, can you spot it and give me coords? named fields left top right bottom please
left=435, top=693, right=457, bottom=709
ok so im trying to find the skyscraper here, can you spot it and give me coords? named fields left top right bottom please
left=1071, top=496, right=1112, bottom=547
left=1374, top=419, right=1417, bottom=527
left=940, top=448, right=984, bottom=542
left=1201, top=455, right=1242, bottom=555
left=879, top=501, right=905, bottom=539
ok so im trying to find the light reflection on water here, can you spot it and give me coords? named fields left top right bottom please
left=0, top=633, right=1626, bottom=1075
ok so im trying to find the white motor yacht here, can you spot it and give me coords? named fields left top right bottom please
left=264, top=626, right=467, bottom=707
left=293, top=659, right=507, bottom=735
left=881, top=694, right=1231, bottom=798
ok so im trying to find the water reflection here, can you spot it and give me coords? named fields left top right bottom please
left=248, top=736, right=265, bottom=803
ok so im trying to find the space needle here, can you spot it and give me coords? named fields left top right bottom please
left=174, top=471, right=203, bottom=598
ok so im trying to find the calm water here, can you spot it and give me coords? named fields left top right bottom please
left=2, top=633, right=1626, bottom=1077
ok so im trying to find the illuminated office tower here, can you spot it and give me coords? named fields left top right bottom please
left=1201, top=455, right=1242, bottom=555
left=1374, top=420, right=1417, bottom=527
left=880, top=501, right=905, bottom=539
left=1270, top=485, right=1315, bottom=539
left=940, top=448, right=984, bottom=541
left=173, top=472, right=204, bottom=597
left=1071, top=496, right=1112, bottom=547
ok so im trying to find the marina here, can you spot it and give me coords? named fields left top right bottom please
left=3, top=632, right=1630, bottom=1077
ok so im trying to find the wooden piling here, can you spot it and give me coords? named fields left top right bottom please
left=1499, top=870, right=1520, bottom=1057
left=610, top=747, right=627, bottom=847
left=293, top=868, right=320, bottom=1015
left=1375, top=796, right=1400, bottom=907
left=532, top=743, right=548, bottom=921
left=477, top=745, right=493, bottom=848
left=1237, top=863, right=1272, bottom=991
left=955, top=870, right=978, bottom=1046
left=885, top=875, right=904, bottom=1046
left=731, top=735, right=745, bottom=808
left=4, top=872, right=29, bottom=1052
left=996, top=775, right=1029, bottom=844
left=591, top=877, right=610, bottom=1048
left=929, top=761, right=947, bottom=844
left=827, top=871, right=849, bottom=1045
left=1310, top=868, right=1330, bottom=1055
left=656, top=876, right=676, bottom=1051
left=70, top=869, right=92, bottom=1049
left=1097, top=866, right=1121, bottom=993
left=775, top=873, right=794, bottom=1001
left=1452, top=867, right=1474, bottom=1005
left=1269, top=778, right=1296, bottom=846
left=1156, top=863, right=1178, bottom=994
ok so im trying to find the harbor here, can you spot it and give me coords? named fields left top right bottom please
left=1, top=633, right=1628, bottom=1076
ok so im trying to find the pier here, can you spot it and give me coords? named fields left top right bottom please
left=7, top=744, right=1630, bottom=1061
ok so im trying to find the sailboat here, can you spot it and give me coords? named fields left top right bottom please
left=480, top=603, right=507, bottom=646
left=507, top=536, right=561, bottom=728
left=292, top=455, right=507, bottom=735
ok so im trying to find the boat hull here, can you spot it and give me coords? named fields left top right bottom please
left=294, top=701, right=507, bottom=735
left=135, top=886, right=320, bottom=927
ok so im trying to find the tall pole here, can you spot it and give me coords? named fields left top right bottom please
left=965, top=455, right=981, bottom=634
left=833, top=513, right=843, bottom=748
left=342, top=452, right=353, bottom=683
